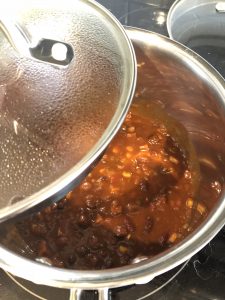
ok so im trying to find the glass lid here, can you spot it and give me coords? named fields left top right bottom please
left=0, top=0, right=136, bottom=221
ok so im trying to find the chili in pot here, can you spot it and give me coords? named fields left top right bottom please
left=5, top=100, right=209, bottom=270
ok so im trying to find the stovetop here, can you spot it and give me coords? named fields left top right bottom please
left=1, top=0, right=225, bottom=299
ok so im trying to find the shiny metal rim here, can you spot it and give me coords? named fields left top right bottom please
left=4, top=260, right=189, bottom=300
left=166, top=0, right=182, bottom=39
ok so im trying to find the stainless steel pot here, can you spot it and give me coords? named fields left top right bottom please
left=167, top=0, right=225, bottom=48
left=1, top=27, right=225, bottom=300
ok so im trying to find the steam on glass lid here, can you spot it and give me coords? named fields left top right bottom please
left=0, top=0, right=136, bottom=222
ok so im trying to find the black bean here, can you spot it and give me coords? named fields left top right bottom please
left=158, top=233, right=169, bottom=246
left=57, top=201, right=65, bottom=209
left=36, top=212, right=43, bottom=221
left=88, top=234, right=100, bottom=249
left=124, top=216, right=135, bottom=233
left=52, top=256, right=64, bottom=268
left=38, top=240, right=49, bottom=256
left=159, top=167, right=173, bottom=175
left=51, top=203, right=58, bottom=210
left=119, top=254, right=130, bottom=265
left=106, top=234, right=117, bottom=245
left=99, top=205, right=108, bottom=215
left=99, top=176, right=108, bottom=182
left=56, top=236, right=68, bottom=248
left=76, top=245, right=89, bottom=256
left=57, top=227, right=64, bottom=237
left=102, top=196, right=113, bottom=203
left=144, top=217, right=153, bottom=233
left=113, top=225, right=128, bottom=237
left=144, top=196, right=151, bottom=204
left=85, top=198, right=97, bottom=208
left=67, top=254, right=76, bottom=265
left=110, top=200, right=122, bottom=215
left=139, top=180, right=149, bottom=193
left=31, top=223, right=47, bottom=237
left=87, top=253, right=98, bottom=266
left=103, top=255, right=113, bottom=268
left=77, top=214, right=90, bottom=228
left=98, top=249, right=108, bottom=257
left=43, top=207, right=52, bottom=215
left=126, top=203, right=139, bottom=212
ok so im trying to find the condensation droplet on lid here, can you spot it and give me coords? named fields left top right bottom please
left=13, top=120, right=19, bottom=135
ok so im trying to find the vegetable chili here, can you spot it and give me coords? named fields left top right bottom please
left=15, top=103, right=207, bottom=270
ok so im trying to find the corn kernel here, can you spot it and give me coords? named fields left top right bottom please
left=128, top=126, right=135, bottom=133
left=126, top=146, right=134, bottom=152
left=119, top=245, right=128, bottom=253
left=168, top=233, right=177, bottom=243
left=122, top=171, right=132, bottom=178
left=197, top=203, right=206, bottom=215
left=112, top=147, right=119, bottom=154
left=117, top=164, right=124, bottom=170
left=186, top=198, right=194, bottom=208
left=139, top=144, right=149, bottom=151
left=126, top=234, right=131, bottom=240
left=99, top=168, right=105, bottom=174
left=126, top=153, right=132, bottom=159
left=169, top=156, right=179, bottom=164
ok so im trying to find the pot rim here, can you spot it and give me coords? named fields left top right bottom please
left=1, top=27, right=225, bottom=289
left=166, top=0, right=183, bottom=39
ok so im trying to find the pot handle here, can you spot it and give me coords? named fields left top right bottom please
left=0, top=14, right=74, bottom=66
left=69, top=288, right=110, bottom=300
left=216, top=2, right=225, bottom=12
